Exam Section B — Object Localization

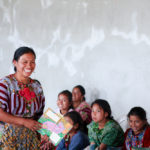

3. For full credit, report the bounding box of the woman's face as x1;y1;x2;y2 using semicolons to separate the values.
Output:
13;53;35;78
57;94;71;111
72;87;83;102
91;104;108;123
128;115;146;135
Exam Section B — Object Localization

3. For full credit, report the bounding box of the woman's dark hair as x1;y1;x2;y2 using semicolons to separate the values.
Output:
73;85;86;101
91;99;113;120
64;111;84;131
13;46;36;72
58;90;73;109
128;107;147;121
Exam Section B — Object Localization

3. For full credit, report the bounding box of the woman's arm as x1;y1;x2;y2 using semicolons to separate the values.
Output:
0;108;41;131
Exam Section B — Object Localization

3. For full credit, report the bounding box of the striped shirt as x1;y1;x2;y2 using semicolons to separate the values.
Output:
0;74;45;119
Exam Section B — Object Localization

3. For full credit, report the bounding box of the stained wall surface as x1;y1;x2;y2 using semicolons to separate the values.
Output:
0;0;150;129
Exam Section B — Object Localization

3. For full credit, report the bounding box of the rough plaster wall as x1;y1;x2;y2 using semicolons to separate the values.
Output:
0;0;150;130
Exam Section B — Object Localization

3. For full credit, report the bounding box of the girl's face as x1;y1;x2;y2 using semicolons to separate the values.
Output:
72;88;83;102
91;104;108;123
129;115;146;135
65;116;74;126
13;53;35;78
65;116;78;133
57;94;71;111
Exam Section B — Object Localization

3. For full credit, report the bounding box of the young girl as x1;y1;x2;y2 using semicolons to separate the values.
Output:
40;90;73;149
124;107;150;150
88;99;124;150
57;90;73;115
56;111;90;150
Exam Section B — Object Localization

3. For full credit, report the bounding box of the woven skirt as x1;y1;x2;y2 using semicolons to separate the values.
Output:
0;123;40;150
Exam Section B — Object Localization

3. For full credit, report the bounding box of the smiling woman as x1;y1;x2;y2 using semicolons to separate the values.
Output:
13;47;36;83
0;47;45;149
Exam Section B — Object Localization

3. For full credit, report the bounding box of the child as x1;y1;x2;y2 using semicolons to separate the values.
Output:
124;107;150;149
56;111;90;150
88;99;124;150
57;90;73;115
40;90;73;149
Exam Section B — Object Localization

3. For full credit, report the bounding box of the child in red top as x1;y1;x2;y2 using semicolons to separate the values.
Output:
124;107;150;150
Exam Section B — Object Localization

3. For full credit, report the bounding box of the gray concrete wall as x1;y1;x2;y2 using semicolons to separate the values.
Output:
0;0;150;129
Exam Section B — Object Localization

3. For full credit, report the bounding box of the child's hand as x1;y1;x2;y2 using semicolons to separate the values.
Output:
40;141;55;150
90;143;97;150
40;135;55;150
41;135;49;143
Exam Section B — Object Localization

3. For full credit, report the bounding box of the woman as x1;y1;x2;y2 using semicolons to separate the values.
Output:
88;99;124;150
72;85;92;134
124;107;150;150
0;46;45;149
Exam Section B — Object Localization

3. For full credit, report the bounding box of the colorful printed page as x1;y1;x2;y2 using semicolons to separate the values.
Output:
38;108;72;146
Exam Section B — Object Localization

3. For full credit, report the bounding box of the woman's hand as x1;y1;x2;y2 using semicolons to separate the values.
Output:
23;118;42;131
0;108;42;131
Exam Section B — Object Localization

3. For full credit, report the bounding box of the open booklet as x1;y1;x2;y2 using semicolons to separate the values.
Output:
38;108;72;146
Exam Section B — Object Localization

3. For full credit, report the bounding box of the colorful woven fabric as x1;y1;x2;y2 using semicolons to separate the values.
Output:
0;74;45;118
88;120;124;148
75;101;92;124
1;124;40;149
125;128;145;149
0;74;45;149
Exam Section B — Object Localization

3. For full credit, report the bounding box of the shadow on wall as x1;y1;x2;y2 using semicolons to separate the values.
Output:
117;116;150;132
116;116;129;132
89;88;101;104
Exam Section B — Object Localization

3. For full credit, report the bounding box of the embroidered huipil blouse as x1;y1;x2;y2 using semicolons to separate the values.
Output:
88;120;124;148
0;74;45;119
75;101;92;124
124;128;147;150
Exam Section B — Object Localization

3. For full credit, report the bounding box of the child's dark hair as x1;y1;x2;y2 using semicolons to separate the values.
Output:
91;99;113;120
73;85;86;101
13;46;36;72
128;107;147;121
64;111;84;131
58;90;73;109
